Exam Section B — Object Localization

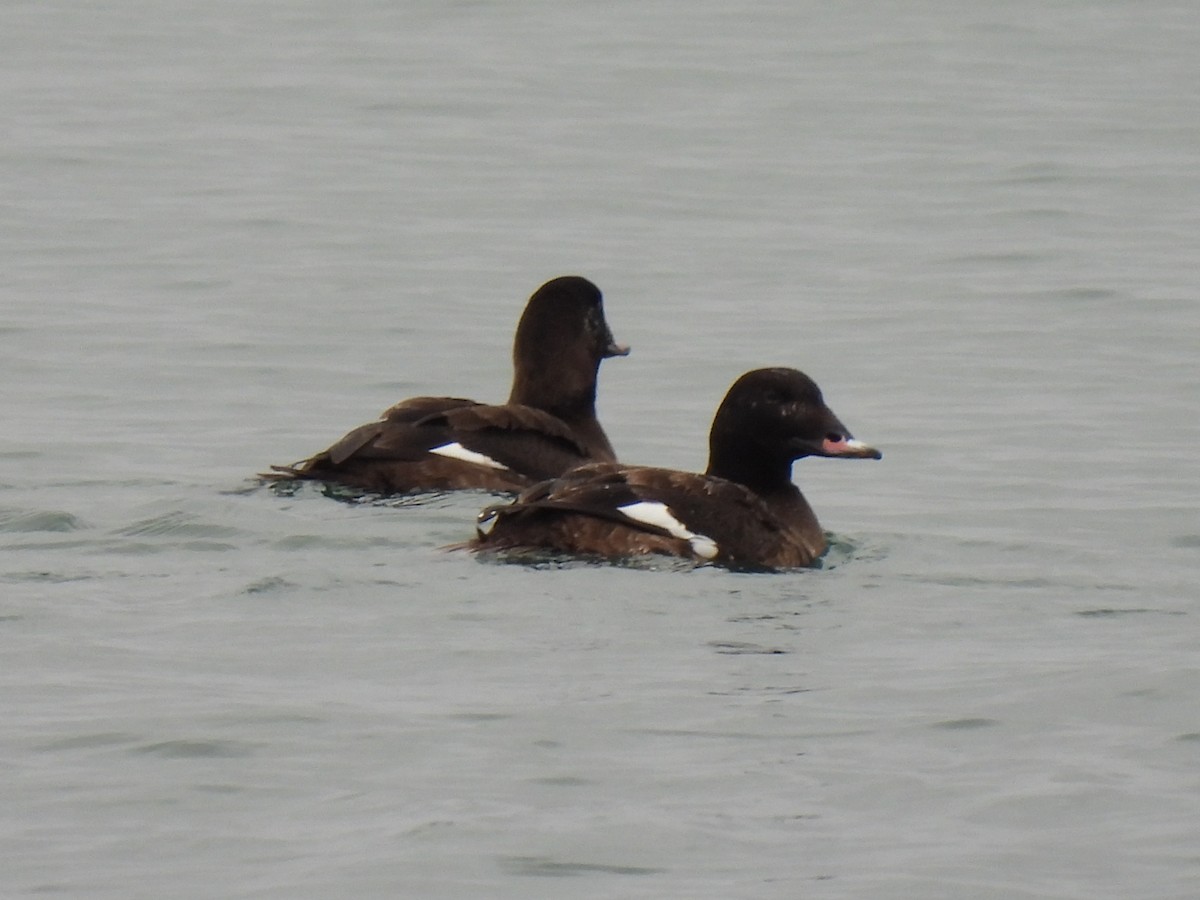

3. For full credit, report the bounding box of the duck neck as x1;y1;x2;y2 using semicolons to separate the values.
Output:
508;360;615;460
507;325;600;409
507;365;597;414
707;448;821;537
706;438;794;496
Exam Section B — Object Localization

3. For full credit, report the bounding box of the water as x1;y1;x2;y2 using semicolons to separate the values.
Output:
4;1;1199;897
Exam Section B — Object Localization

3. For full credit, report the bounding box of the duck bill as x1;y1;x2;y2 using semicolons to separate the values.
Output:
819;434;882;460
603;336;631;358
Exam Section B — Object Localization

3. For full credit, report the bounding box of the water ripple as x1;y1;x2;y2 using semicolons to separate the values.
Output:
114;510;243;539
498;856;663;878
0;507;86;533
132;740;256;759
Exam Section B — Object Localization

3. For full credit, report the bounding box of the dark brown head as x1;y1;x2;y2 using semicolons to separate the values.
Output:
706;367;880;493
507;276;629;416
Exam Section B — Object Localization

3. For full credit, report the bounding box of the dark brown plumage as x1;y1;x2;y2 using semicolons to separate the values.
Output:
472;367;881;571
263;276;627;494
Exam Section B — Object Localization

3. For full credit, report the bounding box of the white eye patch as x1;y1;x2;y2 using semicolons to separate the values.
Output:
616;501;718;560
429;442;509;471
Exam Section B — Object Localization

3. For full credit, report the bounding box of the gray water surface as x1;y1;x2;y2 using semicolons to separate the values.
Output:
4;2;1199;898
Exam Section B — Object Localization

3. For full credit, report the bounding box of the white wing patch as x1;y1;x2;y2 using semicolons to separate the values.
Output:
475;505;501;535
429;442;509;471
616;501;719;560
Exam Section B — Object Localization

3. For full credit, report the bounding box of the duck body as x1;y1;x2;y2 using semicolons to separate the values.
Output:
472;367;880;570
270;396;613;494
474;461;828;569
264;276;627;494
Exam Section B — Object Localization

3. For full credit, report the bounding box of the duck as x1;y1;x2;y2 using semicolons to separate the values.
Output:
471;367;880;570
264;276;628;494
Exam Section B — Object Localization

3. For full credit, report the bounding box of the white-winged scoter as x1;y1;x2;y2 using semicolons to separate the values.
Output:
471;367;879;570
264;276;628;494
